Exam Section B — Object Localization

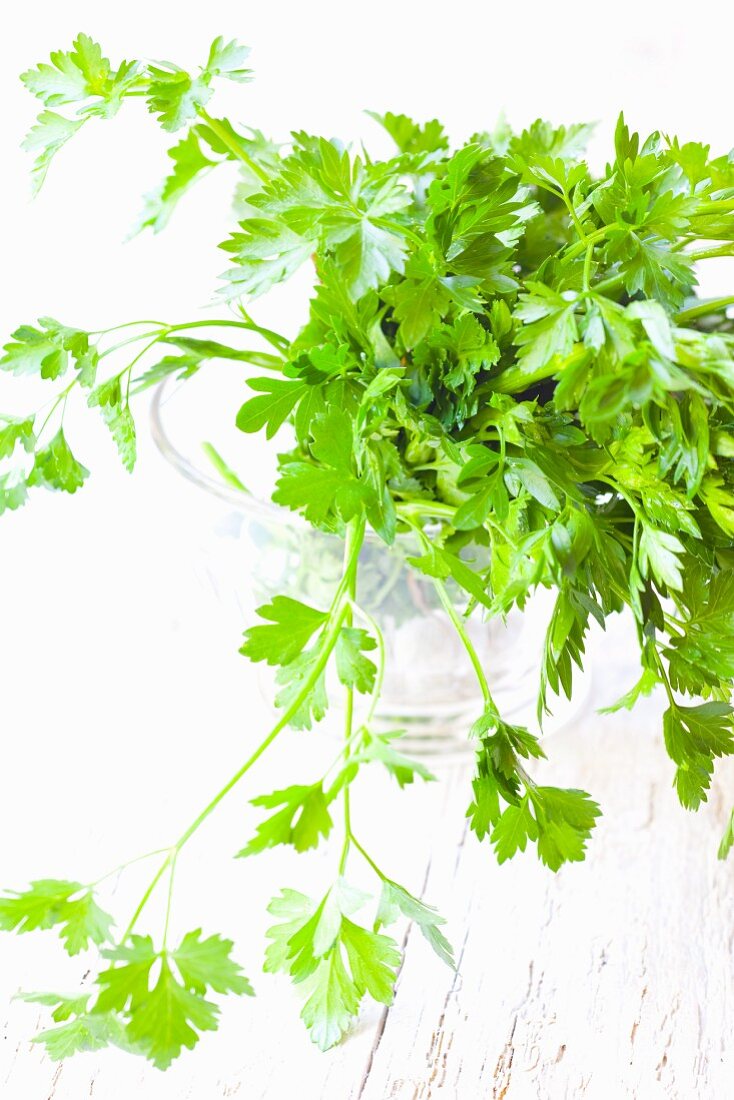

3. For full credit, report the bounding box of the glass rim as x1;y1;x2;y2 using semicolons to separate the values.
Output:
150;375;310;530
150;377;421;545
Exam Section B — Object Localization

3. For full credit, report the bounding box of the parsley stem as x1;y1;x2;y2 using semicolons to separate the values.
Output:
90;320;168;336
99;330;166;359
339;520;364;875
123;336;164;403
675;296;734;324
36;379;79;440
412;526;497;714
201;442;250;493
338;694;354;877
120;854;172;943
349;600;386;726
174;576;358;852
197;109;271;185
89;847;172;888
164;317;288;354
561;190;588;244
432;575;496;713
590;270;626;295
122;516;366;941
173;520;364;846
565;225;615;261
597;475;639;516
689;244;734;261
652;648;676;708
351;834;387;881
162;850;178;950
396;500;456;521
583;241;594;293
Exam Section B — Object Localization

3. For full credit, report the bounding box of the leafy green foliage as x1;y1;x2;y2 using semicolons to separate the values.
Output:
240;596;327;666
1;317;97;383
335;627;377;693
27;430;89;493
349;728;436;787
465;715;601;868
238;782;335;856
663;702;734;809
7;35;734;1072
95;930;251;1069
135;130;216;233
0;416;35;460
375;879;454;966
265;882;400;1049
0;880;112;955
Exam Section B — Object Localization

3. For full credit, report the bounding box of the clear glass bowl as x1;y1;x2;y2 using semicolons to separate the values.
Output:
150;372;587;758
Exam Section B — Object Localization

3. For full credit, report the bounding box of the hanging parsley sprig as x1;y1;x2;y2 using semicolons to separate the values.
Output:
3;31;734;1066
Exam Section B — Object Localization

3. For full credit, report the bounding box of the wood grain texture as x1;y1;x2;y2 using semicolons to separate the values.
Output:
2;620;733;1100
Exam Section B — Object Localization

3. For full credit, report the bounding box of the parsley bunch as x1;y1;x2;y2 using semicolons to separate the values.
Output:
3;32;734;1067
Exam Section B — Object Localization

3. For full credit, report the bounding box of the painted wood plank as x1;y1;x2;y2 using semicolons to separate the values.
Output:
2;617;733;1098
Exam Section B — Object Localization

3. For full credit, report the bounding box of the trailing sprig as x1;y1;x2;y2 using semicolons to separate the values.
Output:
4;30;734;1067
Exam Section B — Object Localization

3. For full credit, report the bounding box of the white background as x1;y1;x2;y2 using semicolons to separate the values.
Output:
2;1;734;1095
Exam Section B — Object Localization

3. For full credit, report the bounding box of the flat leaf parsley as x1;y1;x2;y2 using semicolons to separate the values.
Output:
3;32;734;1065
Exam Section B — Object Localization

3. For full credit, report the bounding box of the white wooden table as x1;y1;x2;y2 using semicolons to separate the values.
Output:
1;460;732;1099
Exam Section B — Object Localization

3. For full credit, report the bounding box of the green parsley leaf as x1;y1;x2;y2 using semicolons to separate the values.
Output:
240;596;327;666
0;416;35;459
27;429;89;493
335;627;377;694
375;879;454;967
21;111;84;193
351;728;435;787
663;702;734;809
170;929;253;996
135;130;216;233
0;880;112;955
238;783;334;856
236;377;307;437
265;882;400;1050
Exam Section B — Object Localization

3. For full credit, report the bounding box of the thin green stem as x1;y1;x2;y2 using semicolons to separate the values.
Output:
36;379;79;440
560;191;588;244
162;851;178;950
338;683;355;877
122;517;366;940
590;270;625;295
235;305;290;353
676;296;734;324
120;854;172;942
371;217;424;250
411;526;497;714
689;244;734;261
338;520;363;875
351;834;388;881
100;319;287;365
396;500;456;522
652;648;676;708
197;109;270;184
123;336;163;402
90;320;168;337
89;847;172;889
174;517;365;853
164;317;288;353
349;600;386;725
99;330;166;360
597;475;639;516
583;241;594;293
565;224;612;261
201;442;250;493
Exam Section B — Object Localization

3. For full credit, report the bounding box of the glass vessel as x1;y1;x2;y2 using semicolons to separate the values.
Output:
150;371;588;758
